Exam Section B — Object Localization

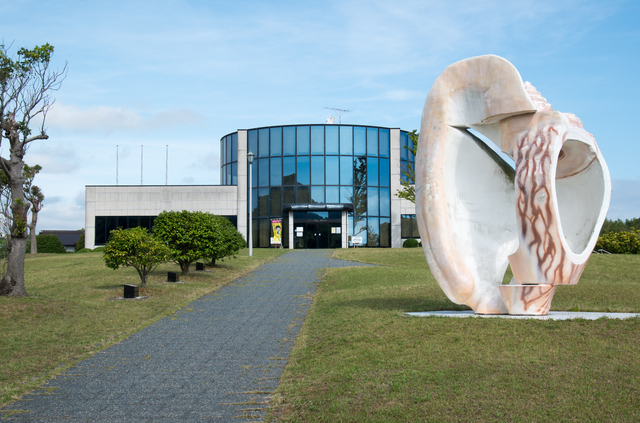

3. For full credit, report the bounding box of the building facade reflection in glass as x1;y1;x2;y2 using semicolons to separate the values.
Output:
221;124;410;248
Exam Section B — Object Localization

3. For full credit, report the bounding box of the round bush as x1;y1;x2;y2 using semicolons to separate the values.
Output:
403;238;419;248
75;232;85;252
27;234;66;254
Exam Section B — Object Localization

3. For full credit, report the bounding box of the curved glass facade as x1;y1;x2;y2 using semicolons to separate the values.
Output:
221;124;410;248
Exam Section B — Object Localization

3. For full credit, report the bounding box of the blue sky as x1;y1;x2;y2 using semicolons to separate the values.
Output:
2;0;639;230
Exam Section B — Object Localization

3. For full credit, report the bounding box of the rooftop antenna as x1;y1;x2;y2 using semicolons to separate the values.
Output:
116;145;119;185
165;145;168;185
141;145;143;185
324;107;351;124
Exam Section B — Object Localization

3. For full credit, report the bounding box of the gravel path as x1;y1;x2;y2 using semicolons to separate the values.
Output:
1;249;374;422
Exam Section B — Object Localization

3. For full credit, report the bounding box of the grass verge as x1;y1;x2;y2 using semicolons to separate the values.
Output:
267;249;640;422
0;248;288;407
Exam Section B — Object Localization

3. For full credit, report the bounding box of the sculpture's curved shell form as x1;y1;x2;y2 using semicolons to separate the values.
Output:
415;55;611;315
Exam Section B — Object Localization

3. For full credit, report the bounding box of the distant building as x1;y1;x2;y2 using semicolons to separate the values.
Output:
39;230;84;252
85;124;418;249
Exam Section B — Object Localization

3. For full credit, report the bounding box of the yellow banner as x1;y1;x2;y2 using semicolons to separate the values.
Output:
272;219;282;244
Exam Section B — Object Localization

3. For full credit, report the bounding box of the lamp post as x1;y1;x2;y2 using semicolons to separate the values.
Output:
247;150;255;257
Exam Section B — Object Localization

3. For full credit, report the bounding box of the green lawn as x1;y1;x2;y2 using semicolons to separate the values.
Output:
0;248;288;406
267;249;640;422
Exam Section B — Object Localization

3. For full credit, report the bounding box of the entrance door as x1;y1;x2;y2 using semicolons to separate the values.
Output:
304;223;330;249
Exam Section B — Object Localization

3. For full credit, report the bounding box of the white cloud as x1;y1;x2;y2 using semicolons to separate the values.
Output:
26;143;81;174
47;103;205;133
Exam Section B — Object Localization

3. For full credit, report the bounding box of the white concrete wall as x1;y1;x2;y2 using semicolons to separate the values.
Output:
390;128;403;248
85;185;238;249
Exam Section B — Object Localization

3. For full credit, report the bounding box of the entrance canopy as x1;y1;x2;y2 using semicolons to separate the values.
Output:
283;203;354;213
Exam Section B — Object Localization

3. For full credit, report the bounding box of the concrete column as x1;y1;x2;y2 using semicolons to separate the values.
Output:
289;210;294;249
390;128;403;248
237;130;248;243
85;187;96;249
341;210;348;248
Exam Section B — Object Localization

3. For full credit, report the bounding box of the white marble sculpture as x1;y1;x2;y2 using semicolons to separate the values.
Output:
415;55;611;315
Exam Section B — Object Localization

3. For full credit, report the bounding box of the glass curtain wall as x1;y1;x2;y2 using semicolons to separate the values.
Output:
222;125;408;248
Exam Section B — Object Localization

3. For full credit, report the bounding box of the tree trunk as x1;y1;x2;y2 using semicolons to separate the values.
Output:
29;212;38;254
0;114;31;297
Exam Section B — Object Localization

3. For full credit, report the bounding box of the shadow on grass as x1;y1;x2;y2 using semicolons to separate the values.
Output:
332;295;472;313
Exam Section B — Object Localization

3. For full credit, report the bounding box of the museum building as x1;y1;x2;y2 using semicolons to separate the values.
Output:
84;124;418;250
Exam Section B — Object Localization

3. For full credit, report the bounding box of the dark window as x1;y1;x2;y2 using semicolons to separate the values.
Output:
401;214;421;238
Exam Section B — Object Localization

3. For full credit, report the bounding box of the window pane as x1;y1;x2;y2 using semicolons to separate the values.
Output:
367;127;378;156
270;157;282;186
379;129;389;158
251;160;257;187
232;162;237;185
259;218;270;247
341;186;353;204
252;188;258;215
354;126;366;156
232;133;238;161
353;156;367;186
297;186;310;203
326;156;339;185
283;126;295;156
380;188;390;217
284;187;295;203
340;126;352;155
297;156;310;185
311;126;324;154
379;158;390;187
226;164;232;186
252;218;258;248
412;215;421;238
353;186;366;216
354;217;367;246
259;158;269;187
311;186;324;204
326;126;339;154
259;128;269;157
311;156;324;185
226;136;232;163
367;187;379;216
326;186;339;203
340;156;353;185
297;126;310;155
270;187;281;216
270;127;282;156
258;188;269;216
283;157;296;185
401;132;408;160
401;161;410;183
401;214;412;238
248;130;258;157
95;216;106;245
367;157;378;187
220;139;225;167
368;217;379;247
380;218;390;247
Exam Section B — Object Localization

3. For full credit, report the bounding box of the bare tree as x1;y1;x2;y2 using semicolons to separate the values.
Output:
24;164;44;254
0;43;66;297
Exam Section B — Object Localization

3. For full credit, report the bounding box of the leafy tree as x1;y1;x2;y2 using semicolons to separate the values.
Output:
599;218;640;236
23;164;44;254
395;130;418;204
0;43;66;297
204;215;245;266
153;210;211;275
103;227;170;287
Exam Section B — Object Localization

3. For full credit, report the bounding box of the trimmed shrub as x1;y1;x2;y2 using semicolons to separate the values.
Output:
26;234;67;254
403;238;419;248
75;232;85;252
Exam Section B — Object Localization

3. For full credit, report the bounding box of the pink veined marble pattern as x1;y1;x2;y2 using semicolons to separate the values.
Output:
415;55;611;315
